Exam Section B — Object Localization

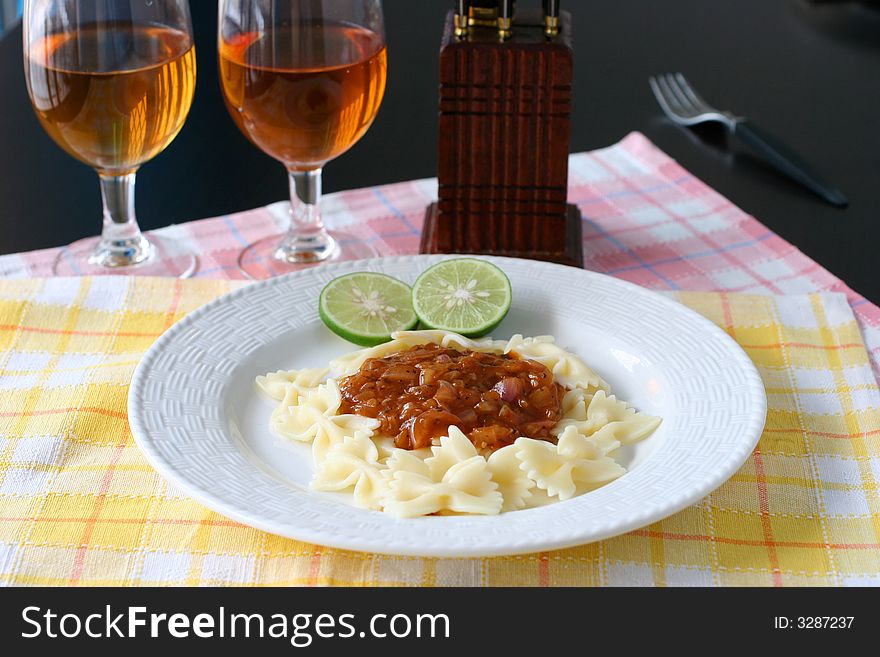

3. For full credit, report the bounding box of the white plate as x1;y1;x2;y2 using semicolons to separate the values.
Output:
128;255;766;557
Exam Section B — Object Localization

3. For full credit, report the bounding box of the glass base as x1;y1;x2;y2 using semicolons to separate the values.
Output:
238;230;379;280
53;233;198;278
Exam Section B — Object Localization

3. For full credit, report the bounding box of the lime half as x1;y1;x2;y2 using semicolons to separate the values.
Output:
319;272;418;346
411;259;512;337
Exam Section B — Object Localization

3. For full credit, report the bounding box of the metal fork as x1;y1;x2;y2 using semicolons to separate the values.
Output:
649;73;848;208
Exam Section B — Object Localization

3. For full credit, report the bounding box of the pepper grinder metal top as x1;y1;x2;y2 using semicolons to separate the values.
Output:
454;1;561;41
543;0;560;37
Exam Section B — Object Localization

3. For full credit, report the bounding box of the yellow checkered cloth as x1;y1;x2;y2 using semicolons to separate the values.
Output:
1;277;879;586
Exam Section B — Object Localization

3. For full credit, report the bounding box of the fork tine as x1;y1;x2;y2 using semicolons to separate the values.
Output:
649;76;682;120
662;73;699;115
673;73;714;113
654;74;689;117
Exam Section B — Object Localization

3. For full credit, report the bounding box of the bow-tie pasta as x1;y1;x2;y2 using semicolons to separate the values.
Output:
558;388;592;424
311;432;388;510
330;329;506;376
555;389;661;449
515;429;626;500
504;335;609;391
255;367;329;401
270;380;380;461
257;329;662;517
487;444;535;512
384;427;502;517
394;329;507;354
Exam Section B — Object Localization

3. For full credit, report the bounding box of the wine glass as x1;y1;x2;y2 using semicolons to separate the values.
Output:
23;0;198;277
218;0;387;279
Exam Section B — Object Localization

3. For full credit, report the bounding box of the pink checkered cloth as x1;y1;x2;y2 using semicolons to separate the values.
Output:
2;132;878;379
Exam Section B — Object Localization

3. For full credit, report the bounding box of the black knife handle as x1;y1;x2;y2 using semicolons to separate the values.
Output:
732;120;848;207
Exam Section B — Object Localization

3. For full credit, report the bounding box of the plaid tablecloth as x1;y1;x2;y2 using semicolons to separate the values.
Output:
1;133;878;586
1;279;878;586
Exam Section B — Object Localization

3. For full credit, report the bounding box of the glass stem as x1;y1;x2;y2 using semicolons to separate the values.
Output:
91;172;151;268
274;168;337;264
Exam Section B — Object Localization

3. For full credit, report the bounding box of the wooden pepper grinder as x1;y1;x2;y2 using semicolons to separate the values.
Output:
420;0;582;267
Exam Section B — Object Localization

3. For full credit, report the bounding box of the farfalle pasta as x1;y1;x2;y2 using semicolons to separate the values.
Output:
486;444;535;512
515;427;626;500
256;367;330;401
258;330;661;517
503;335;609;391
312;433;387;510
329;330;507;376
384;427;502;517
269;380;380;462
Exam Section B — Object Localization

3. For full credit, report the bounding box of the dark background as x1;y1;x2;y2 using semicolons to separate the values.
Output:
0;586;873;652
1;1;878;301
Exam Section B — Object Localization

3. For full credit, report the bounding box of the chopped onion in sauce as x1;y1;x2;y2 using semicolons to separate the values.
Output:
338;343;565;451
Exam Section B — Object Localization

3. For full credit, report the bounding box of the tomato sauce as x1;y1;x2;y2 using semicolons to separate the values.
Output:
338;343;565;450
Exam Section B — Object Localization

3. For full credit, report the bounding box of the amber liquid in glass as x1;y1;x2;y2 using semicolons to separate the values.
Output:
25;25;196;173
219;22;387;170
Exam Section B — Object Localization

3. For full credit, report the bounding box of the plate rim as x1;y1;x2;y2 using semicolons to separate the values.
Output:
128;254;767;557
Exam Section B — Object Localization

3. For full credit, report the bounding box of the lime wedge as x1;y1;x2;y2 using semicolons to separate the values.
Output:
411;259;512;337
319;272;418;346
